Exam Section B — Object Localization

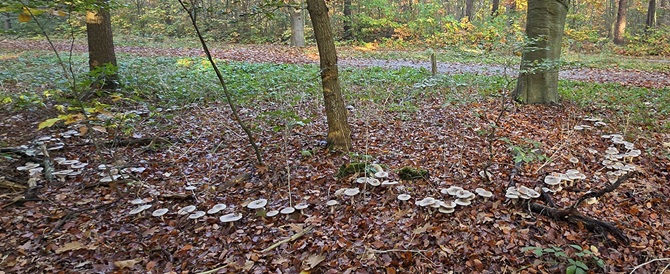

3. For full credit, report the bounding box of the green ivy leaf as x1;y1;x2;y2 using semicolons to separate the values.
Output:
566;265;576;274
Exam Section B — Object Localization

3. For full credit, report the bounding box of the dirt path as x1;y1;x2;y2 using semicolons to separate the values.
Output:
2;39;668;88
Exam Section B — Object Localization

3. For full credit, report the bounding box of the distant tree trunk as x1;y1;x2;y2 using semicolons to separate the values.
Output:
306;0;352;151
343;0;352;40
86;1;117;89
492;0;500;16
514;0;569;104
3;13;11;30
289;4;305;46
646;0;656;30
466;0;474;21
613;0;628;45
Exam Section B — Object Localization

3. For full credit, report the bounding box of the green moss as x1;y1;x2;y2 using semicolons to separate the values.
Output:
398;166;429;180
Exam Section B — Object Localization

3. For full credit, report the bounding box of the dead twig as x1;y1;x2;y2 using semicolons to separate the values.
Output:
261;225;314;253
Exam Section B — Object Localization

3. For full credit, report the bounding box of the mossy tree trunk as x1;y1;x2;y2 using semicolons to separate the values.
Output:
513;0;569;104
306;0;352;151
86;1;117;89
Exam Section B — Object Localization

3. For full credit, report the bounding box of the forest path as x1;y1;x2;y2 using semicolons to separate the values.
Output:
2;39;668;89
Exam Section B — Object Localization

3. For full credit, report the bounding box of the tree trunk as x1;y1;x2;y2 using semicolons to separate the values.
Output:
86;1;118;89
513;0;569;105
646;0;656;30
4;13;11;30
613;0;628;45
343;0;352;40
466;0;474;21
289;4;305;47
306;0;352;152
492;0;500;16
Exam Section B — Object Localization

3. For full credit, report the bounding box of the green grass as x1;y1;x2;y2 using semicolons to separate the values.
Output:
1;49;668;133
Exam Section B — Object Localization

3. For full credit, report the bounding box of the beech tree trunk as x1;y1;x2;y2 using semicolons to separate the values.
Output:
289;4;305;47
466;0;474;21
646;0;656;30
514;0;569;104
343;0;353;40
613;0;628;45
86;1;118;89
3;13;11;30
306;0;352;151
492;0;500;16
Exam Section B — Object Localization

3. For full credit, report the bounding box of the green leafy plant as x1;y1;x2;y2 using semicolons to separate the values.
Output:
522;245;605;274
501;137;550;164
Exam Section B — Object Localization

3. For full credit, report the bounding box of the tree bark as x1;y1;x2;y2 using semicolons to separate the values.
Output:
613;0;628;45
646;0;656;31
4;13;11;30
289;4;305;47
306;0;352;152
466;0;474;21
491;0;500;16
86;1;118;89
513;0;569;104
343;0;353;40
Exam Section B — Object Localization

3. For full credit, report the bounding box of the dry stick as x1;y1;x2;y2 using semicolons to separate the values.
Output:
571;171;635;209
261;225;314;253
177;0;263;166
628;258;670;274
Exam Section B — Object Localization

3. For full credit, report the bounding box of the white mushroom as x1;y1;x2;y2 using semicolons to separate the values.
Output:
326;200;339;213
455;199;471;206
445;186;463;196
130;198;147;205
280;207;295;215
129;204;152;215
177;205;197;215
416;197;436;207
374;171;389;179
266;210;279;217
207;204;227;214
294;203;309;213
343;188;360;196
247;198;268;209
188;211;206;219
152;208;169;217
397;194;411;201
219;213;243;223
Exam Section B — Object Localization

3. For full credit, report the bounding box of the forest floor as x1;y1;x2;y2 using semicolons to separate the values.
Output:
0;40;669;273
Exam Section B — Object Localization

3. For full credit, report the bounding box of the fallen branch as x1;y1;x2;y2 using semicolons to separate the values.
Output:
261;225;314;253
0;176;27;190
628;257;670;273
571;172;634;209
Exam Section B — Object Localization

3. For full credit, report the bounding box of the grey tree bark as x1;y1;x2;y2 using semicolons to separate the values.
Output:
513;0;569;104
646;0;656;30
306;0;352;151
289;3;305;47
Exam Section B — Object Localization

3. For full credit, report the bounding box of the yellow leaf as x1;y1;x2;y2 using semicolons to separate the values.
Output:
111;94;123;102
38;117;62;129
55;105;65;112
18;12;31;22
64;113;85;125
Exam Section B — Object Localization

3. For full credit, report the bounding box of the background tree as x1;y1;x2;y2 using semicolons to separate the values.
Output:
288;1;305;46
86;0;118;89
613;0;628;44
514;0;569;104
646;0;656;30
306;0;352;151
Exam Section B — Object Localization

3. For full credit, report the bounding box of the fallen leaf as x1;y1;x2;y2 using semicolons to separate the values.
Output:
114;258;141;269
302;254;325;270
55;241;86;254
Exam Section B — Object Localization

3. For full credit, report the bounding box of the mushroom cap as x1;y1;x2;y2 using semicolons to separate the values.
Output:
381;180;399;186
207;204;227;214
130;198;147;205
367;178;381;186
247;198;268;209
266;210;279;217
416;197;436;207
455;190;474;200
565;169;581;176
445;186;463;196
188;211;206;219
397;194;411;201
605;147;619;155
71;163;88;169
184;185;197;191
586;197;598;205
477;190;493;198
219;212;243;222
544;175;562;186
294;203;309;210
441;200;457;209
374;171;389;179
129;204;152;215
343;188;360;196
438;207;455;214
568;157;579;164
326;200;339;206
152;208;169;217
455;199;471;206
280;207;295;214
355;177;370;184
177;205;197;215
505;193;519;199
